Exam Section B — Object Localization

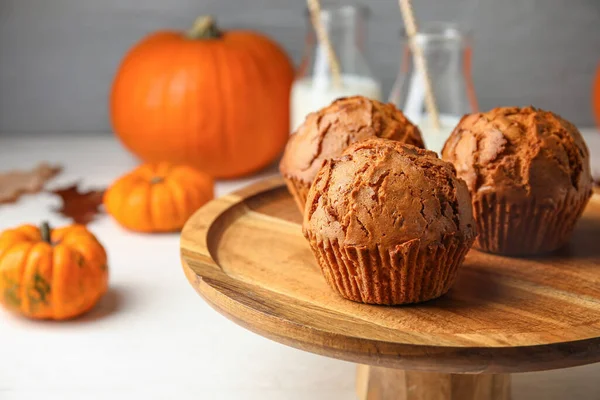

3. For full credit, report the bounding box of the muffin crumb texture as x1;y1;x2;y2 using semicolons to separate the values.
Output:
304;140;475;249
303;139;477;305
442;106;593;255
280;96;424;185
442;106;592;201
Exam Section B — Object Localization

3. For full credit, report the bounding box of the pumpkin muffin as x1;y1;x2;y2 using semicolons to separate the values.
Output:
442;106;593;256
303;138;476;305
279;96;424;214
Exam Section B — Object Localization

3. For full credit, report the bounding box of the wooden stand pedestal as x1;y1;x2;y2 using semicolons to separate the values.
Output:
181;178;600;400
356;365;510;400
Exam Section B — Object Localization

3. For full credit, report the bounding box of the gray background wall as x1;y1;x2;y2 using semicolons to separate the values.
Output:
1;0;599;135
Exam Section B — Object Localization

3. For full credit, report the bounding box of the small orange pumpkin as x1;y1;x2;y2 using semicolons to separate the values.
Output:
104;162;214;233
110;16;295;178
0;222;108;320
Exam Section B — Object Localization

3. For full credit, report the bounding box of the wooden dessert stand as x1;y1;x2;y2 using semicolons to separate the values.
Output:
181;177;600;400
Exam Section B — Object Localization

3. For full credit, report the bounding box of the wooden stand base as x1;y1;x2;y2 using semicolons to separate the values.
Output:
356;365;511;400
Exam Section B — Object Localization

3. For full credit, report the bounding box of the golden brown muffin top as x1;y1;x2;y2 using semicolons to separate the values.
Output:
279;96;424;184
441;106;592;202
303;138;476;249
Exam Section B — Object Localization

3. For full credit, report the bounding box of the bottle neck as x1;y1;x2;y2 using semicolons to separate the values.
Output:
401;23;472;57
301;5;374;83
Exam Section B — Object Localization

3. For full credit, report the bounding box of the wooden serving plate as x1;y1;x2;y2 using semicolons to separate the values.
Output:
181;177;600;400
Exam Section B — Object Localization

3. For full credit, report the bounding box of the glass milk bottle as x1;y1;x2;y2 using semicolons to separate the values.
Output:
290;4;382;133
389;23;478;154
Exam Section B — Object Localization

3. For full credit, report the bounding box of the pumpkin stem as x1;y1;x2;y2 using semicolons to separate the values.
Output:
186;15;221;39
150;176;164;184
40;221;52;244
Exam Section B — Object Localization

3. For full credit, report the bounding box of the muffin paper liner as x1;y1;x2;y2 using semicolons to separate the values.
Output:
283;175;311;215
305;233;474;305
472;190;591;256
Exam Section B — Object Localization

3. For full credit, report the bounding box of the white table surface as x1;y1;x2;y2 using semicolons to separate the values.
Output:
0;131;599;400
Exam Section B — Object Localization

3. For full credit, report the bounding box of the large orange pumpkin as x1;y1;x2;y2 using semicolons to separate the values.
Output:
111;16;295;179
594;64;600;129
0;222;108;320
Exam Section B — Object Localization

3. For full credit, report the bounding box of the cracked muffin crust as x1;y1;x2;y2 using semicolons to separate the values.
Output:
279;96;424;214
303;138;476;305
442;106;593;255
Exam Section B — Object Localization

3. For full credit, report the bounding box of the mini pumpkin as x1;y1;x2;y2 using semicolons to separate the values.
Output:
0;222;108;320
104;162;214;233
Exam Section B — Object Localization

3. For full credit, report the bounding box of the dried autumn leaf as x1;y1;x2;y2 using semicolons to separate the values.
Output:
0;163;62;204
50;183;106;225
